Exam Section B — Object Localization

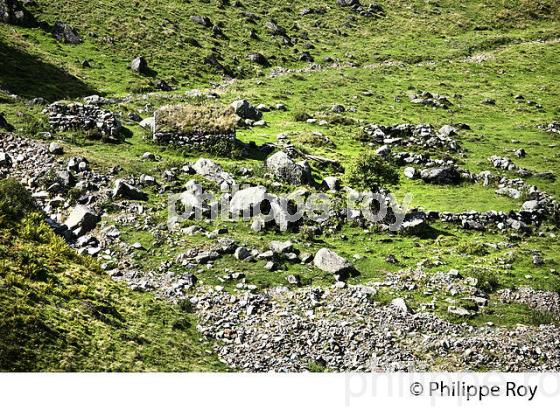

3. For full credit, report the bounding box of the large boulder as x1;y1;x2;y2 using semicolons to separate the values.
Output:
313;248;356;281
64;205;99;235
400;218;429;236
190;15;212;27
0;0;37;27
230;99;262;121
266;151;314;185
230;186;269;217
112;179;148;201
131;56;149;75
247;53;269;66
269;240;294;254
420;167;461;184
192;158;235;187
52;21;82;44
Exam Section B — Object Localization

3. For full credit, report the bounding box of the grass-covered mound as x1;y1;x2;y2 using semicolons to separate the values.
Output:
0;179;225;371
155;103;237;134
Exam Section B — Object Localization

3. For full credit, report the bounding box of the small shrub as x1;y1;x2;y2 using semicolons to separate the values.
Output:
300;225;316;242
346;153;399;192
457;241;489;256
529;309;557;326
293;110;311;122
0;179;35;224
467;268;500;293
178;299;195;313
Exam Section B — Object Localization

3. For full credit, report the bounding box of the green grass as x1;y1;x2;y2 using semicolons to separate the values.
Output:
1;0;560;370
0;213;225;371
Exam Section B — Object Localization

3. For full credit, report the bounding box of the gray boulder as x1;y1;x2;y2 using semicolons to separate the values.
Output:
266;151;313;185
192;158;234;187
52;21;82;44
48;142;64;155
230;99;262;121
64;205;99;235
112;179;148;201
322;176;341;191
234;246;251;260
313;248;356;281
191;15;212;27
269;240;293;254
400;218;428;236
404;166;416;179
230;185;268;217
248;53;269;66
391;298;411;314
0;0;37;27
131;56;149;75
420;167;461;184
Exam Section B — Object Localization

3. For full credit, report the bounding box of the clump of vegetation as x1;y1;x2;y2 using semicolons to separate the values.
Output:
529;309;558;326
346;153;399;192
155;103;237;134
457;241;490;256
496;0;560;25
466;268;500;293
0;179;35;225
0;212;225;371
293;110;311;122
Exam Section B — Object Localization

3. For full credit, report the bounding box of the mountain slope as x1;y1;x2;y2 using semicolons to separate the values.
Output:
0;180;224;371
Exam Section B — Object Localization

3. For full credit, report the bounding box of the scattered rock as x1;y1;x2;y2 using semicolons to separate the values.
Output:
191;15;212;27
230;99;262;121
112;179;148;201
64;205;99;235
48;142;63;155
420;167;461;185
0;0;37;27
52;21;82;44
269;240;294;254
131;56;149;75
391;298;410;314
248;53;269;66
313;248;356;281
266;151;313;185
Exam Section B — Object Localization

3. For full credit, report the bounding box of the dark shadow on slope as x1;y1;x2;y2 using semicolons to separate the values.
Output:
0;40;96;101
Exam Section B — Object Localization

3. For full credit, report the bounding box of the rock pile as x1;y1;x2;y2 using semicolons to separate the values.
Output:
362;123;460;152
0;133;112;244
538;122;560;135
410;91;452;109
489;155;532;177
0;0;37;27
337;0;385;18
44;102;123;142
193;285;560;371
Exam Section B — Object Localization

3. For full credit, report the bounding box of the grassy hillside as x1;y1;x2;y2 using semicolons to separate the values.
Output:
0;180;225;371
1;0;559;97
1;0;560;370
